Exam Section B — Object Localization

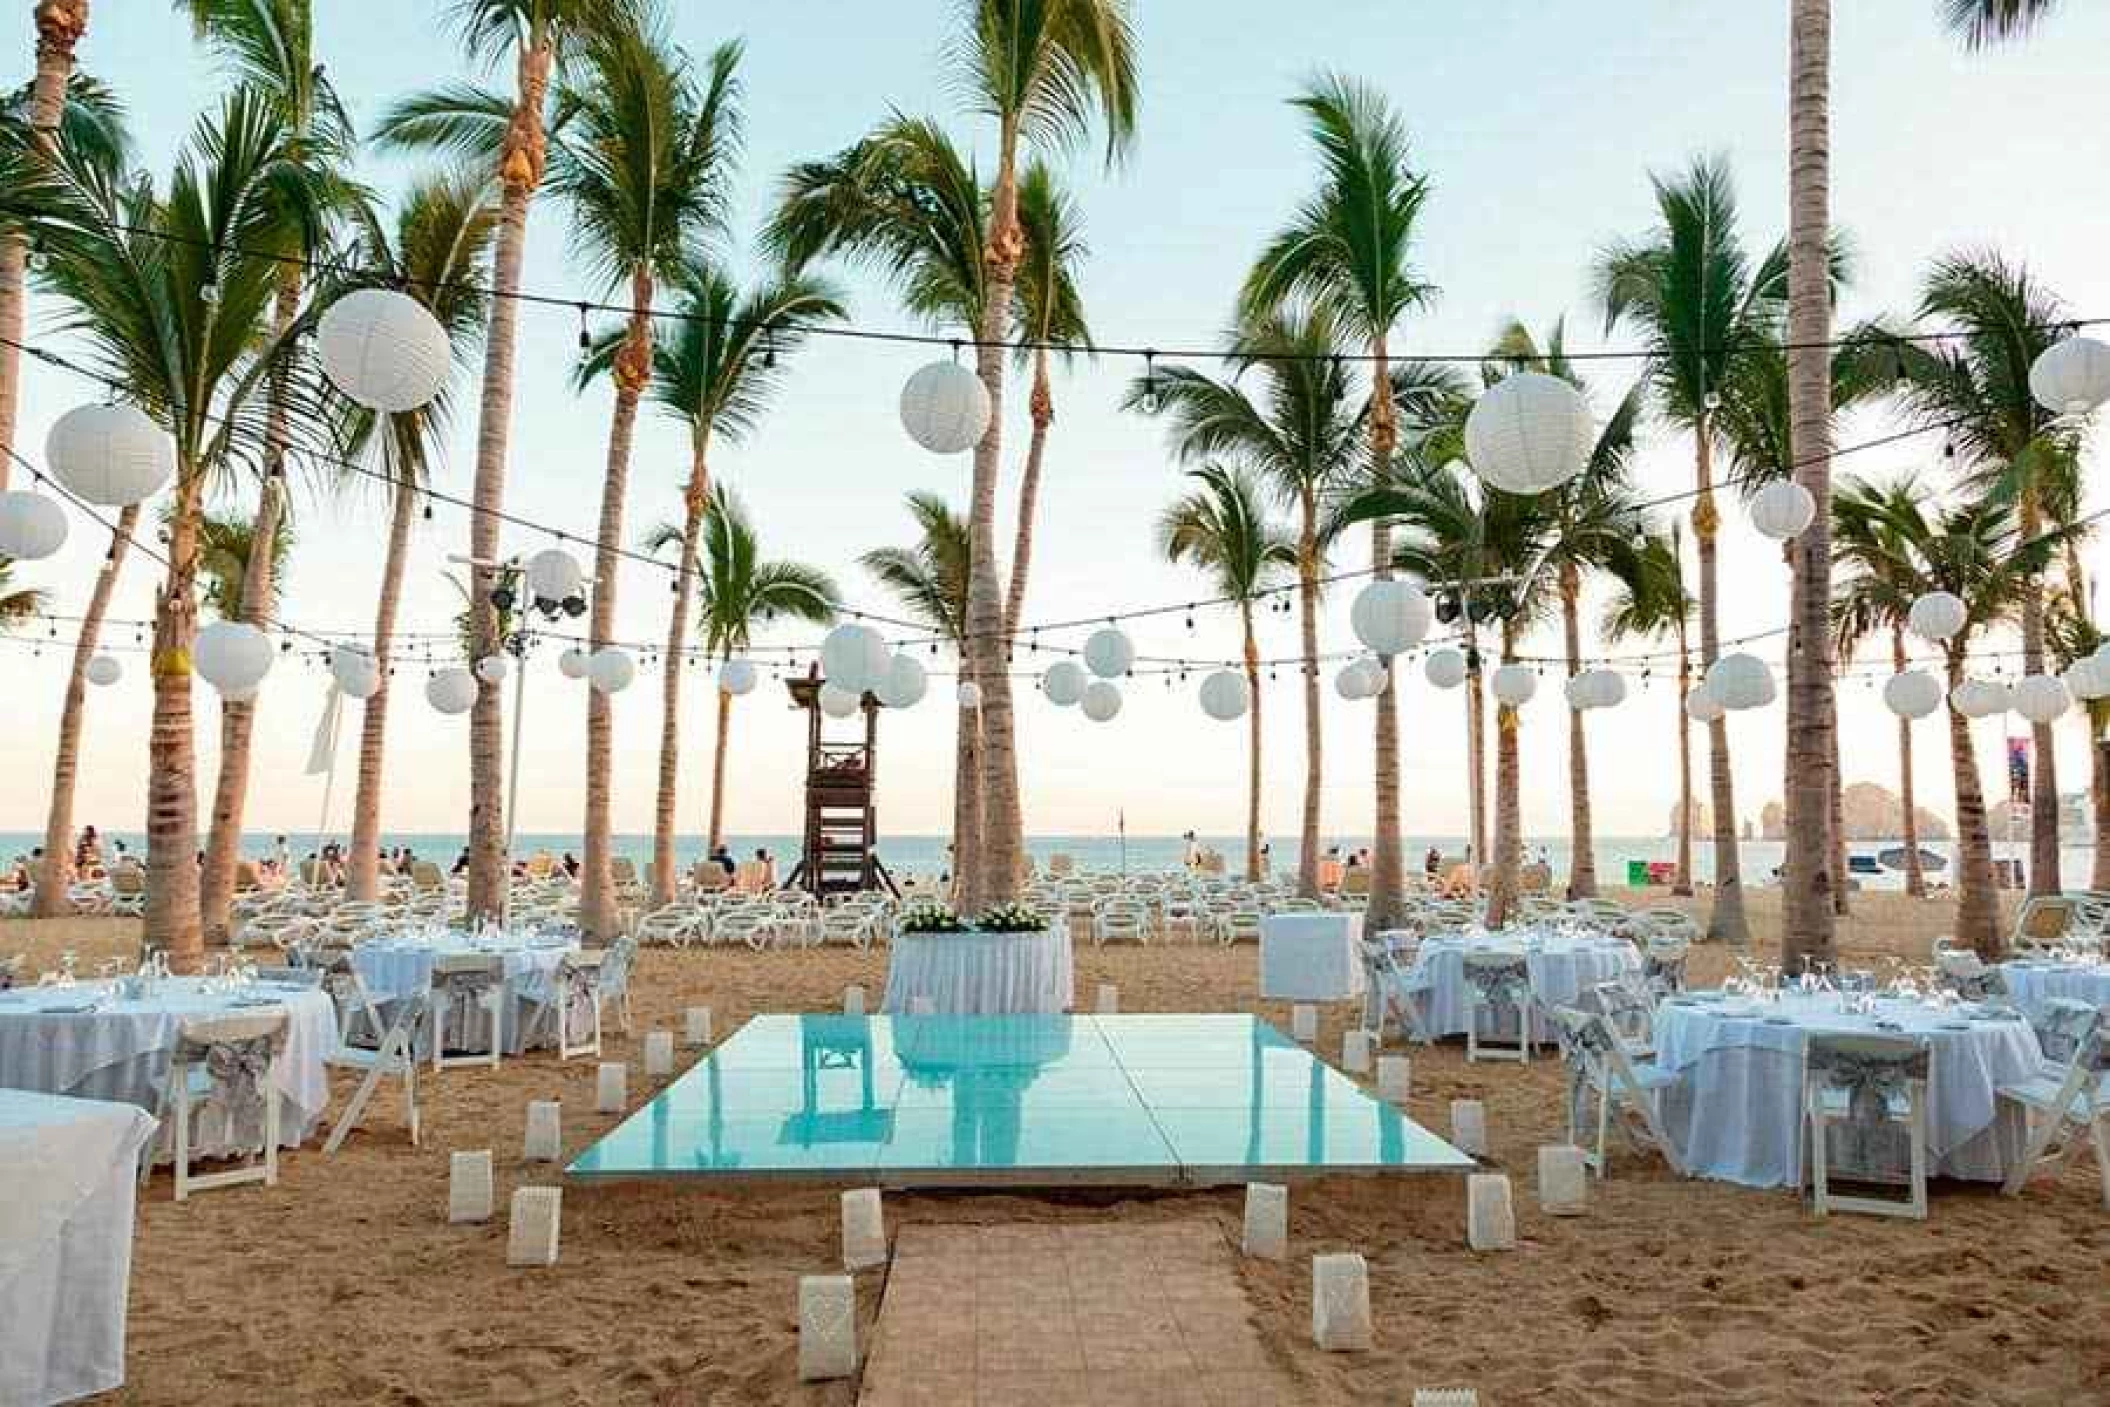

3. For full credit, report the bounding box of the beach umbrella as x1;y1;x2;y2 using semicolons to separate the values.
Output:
1042;659;1087;707
717;658;758;696
1082;627;1134;679
194;621;273;695
1749;480;1816;541
45;402;172;507
955;681;983;710
1949;677;2009;719
557;647;590;680
1907;591;1966;642
1350;579;1431;658
818;682;861;718
1080;680;1122;722
2010;673;2070;724
586;647;636;695
425;667;477;715
1490;663;1536;707
1463;371;1594;494
1882;670;1943;720
2028;335;2110;416
874;652;928;709
1423;647;1468;690
524;547;584;607
820;623;889;694
474;654;511;685
317;287;451;413
1684;681;1725;722
85;653;121;687
1706;653;1775;710
0;489;66;561
1198;669;1250;721
899;360;991;454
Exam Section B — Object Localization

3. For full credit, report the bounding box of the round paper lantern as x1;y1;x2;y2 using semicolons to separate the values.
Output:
84;653;121;687
474;654;511;685
1043;659;1087;707
717;658;758;696
2011;673;2070;724
1350;579;1433;657
329;645;380;700
2066;655;2108;702
524;547;584;606
425;667;477;715
1563;667;1625;711
557;647;590;680
0;489;67;561
586;647;635;695
1684;682;1725;723
874;652;928;709
193;620;272;694
316;287;451;413
1706;652;1776;710
819;682;861;718
1463;370;1595;495
1424;647;1468;690
1080;680;1122;722
1490;662;1537;707
955;680;983;710
1749;480;1816;541
1950;677;2008;719
1334;658;1384;701
1082;627;1134;679
1198;669;1250;722
1908;591;1967;642
820;623;890;694
45;402;172;507
1882;670;1943;721
899;359;991;454
2028;335;2110;417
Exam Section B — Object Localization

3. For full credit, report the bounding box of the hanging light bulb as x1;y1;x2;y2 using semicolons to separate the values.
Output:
1142;349;1159;413
576;302;591;352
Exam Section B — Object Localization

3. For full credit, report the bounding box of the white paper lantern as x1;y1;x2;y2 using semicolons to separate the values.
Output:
84;653;122;687
1042;659;1087;707
717;658;758;696
1684;682;1725;723
898;360;991;454
820;623;889;695
2028;335;2110;417
1882;670;1943;721
955;680;982;710
329;645;380;700
1749;480;1816;541
1908;591;1967;642
1564;667;1625;711
2010;673;2070;724
1424;647;1468;690
1198;668;1251;721
1082;627;1134;679
586;647;635;695
1490;663;1537;707
316;287;451;413
1706;652;1776;710
1334;658;1382;701
193;620;273;695
1950;677;2009;719
557;647;590;680
1080;680;1122;722
0;490;67;561
873;652;928;709
1350;579;1433;657
524;547;584;605
818;682;861;719
475;654;511;685
1463;371;1595;495
425;667;477;715
2066;655;2108;702
45;402;173;507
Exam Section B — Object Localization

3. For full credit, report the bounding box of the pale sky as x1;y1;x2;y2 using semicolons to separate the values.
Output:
4;0;2108;841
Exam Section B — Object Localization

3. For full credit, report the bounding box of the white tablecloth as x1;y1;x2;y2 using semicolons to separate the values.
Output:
0;978;336;1152
2000;959;2110;1017
1653;992;2043;1188
1404;927;1640;1040
0;1088;157;1406
1259;914;1366;1001
882;929;1073;1014
353;931;577;1055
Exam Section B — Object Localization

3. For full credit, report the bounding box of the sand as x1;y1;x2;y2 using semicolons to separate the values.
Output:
5;889;2106;1405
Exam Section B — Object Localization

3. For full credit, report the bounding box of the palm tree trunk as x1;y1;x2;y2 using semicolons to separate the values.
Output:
650;434;711;908
579;271;652;941
951;693;982;909
1892;628;1926;899
2018;492;2060;895
1559;561;1596;899
707;649;734;852
1295;489;1322;898
465;34;553;926
1946;654;1999;958
1004;349;1054;634
1674;626;1695;896
1693;421;1748;942
2092;732;2110;890
1829;722;1850;917
1466;642;1487;867
0;0;87;493
1486;626;1523;926
1367;337;1404;931
33;506;134;917
146;470;206;967
345;481;417;901
1241;601;1263;882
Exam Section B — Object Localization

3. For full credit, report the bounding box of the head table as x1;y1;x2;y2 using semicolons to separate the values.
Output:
882;928;1074;1015
352;927;579;1055
1404;927;1642;1041
1653;990;2043;1189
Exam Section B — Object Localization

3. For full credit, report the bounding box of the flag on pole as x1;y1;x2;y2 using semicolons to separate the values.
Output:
2006;735;2030;807
306;682;344;777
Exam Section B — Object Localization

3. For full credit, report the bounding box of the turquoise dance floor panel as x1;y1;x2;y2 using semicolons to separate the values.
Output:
568;1014;1474;1188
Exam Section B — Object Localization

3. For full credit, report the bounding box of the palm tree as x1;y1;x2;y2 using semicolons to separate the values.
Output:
665;487;836;851
375;0;637;926
1602;531;1695;895
0;560;43;623
944;0;1138;906
592;258;843;906
1005;160;1091;634
556;21;742;939
341;170;501;902
1126;308;1367;897
2045;602;2110;889
1242;72;1435;931
1159;466;1293;880
862;492;972;899
1941;1;2061;46
1833;475;2056;957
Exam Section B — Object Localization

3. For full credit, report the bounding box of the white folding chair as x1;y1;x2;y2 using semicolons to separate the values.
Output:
325;988;430;1154
1462;951;1533;1064
1550;1006;1683;1179
429;952;506;1072
147;1010;289;1200
1803;1032;1933;1220
524;951;607;1061
1998;1000;2108;1206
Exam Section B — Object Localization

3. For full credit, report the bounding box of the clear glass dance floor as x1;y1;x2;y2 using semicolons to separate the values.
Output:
568;1014;1475;1188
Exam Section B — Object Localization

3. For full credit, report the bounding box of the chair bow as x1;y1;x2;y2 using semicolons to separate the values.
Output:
193;1033;281;1134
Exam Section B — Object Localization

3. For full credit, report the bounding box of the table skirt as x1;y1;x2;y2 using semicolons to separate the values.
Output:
882;930;1074;1015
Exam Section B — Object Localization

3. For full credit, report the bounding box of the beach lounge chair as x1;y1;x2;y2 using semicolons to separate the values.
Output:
147;1010;290;1201
1803;1032;1932;1220
109;863;147;917
1998;1000;2107;1205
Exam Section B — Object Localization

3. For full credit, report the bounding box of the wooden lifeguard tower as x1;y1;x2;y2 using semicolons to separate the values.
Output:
785;667;894;897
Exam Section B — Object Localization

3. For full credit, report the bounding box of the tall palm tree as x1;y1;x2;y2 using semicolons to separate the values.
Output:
862;492;972;898
341;170;501;901
1833;475;2056;957
591;258;843;905
1242;72;1435;931
944;0;1138;906
1126;308;1366;897
1159;466;1293;880
556;21;742;939
664;487;836;851
1941;0;2061;46
1602;531;1695;895
375;0;637;925
1005;160;1091;634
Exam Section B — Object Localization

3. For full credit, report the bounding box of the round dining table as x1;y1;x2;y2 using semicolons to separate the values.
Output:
1999;958;2110;1018
352;927;578;1055
1406;926;1642;1041
882;928;1074;1015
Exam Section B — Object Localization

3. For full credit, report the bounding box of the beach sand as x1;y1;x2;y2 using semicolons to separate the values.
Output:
5;889;2106;1405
